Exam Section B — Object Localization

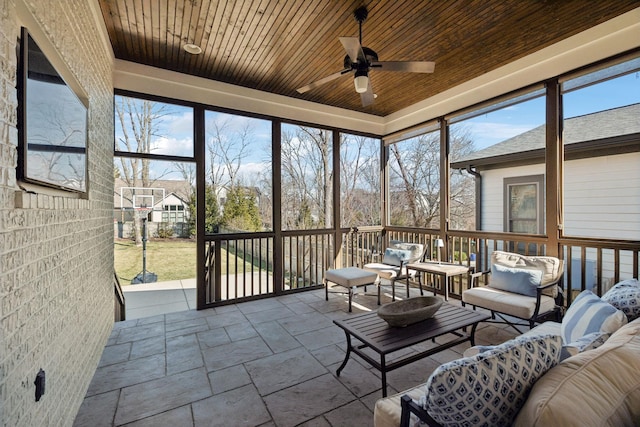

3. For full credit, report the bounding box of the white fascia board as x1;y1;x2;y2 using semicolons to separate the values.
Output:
384;7;640;135
114;60;385;135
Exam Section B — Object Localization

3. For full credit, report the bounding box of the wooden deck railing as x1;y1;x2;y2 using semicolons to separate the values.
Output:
200;228;639;310
114;272;126;321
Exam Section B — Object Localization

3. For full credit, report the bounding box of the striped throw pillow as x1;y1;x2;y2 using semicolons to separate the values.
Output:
561;290;627;344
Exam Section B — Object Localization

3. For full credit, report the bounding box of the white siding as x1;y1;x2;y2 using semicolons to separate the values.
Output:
564;153;640;240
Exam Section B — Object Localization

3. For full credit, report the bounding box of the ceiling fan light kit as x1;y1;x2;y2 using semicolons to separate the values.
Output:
354;70;369;93
296;6;435;106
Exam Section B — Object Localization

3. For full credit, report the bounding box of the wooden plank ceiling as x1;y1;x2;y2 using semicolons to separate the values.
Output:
98;0;638;117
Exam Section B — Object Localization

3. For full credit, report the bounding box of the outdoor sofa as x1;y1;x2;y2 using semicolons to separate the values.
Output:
373;278;640;427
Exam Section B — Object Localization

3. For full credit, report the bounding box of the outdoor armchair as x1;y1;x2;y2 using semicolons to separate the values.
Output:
362;241;426;301
461;250;564;333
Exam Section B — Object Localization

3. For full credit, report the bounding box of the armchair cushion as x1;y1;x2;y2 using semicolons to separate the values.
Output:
462;286;557;320
488;264;543;297
381;248;412;267
602;278;640;322
424;333;562;426
491;251;562;298
561;290;627;344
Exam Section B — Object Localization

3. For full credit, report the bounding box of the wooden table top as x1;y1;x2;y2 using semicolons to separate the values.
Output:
333;303;490;354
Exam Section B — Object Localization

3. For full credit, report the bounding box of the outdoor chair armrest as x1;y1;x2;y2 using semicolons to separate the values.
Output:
537;281;559;291
469;270;490;287
400;395;442;427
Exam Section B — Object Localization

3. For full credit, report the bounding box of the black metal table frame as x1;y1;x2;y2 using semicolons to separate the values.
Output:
334;306;488;397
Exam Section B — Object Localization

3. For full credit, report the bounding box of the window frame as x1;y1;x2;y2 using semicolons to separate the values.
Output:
503;175;544;235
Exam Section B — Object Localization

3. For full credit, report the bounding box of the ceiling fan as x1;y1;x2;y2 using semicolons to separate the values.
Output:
296;6;435;107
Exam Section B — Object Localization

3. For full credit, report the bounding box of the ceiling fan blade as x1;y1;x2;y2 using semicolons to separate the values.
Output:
297;68;351;94
339;37;365;63
360;80;375;107
372;61;435;73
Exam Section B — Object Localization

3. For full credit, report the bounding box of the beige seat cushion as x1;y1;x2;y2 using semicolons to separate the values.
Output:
362;262;401;280
462;286;556;320
514;317;640;427
324;267;378;287
373;384;424;427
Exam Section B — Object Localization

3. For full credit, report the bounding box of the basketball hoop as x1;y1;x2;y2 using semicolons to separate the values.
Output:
134;207;152;220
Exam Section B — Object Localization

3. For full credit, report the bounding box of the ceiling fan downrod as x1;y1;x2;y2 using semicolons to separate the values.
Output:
354;6;368;45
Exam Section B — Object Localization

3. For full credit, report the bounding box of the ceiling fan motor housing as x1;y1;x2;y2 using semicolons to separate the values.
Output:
343;47;378;69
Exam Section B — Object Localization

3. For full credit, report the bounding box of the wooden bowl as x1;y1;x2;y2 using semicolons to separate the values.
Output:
377;296;443;327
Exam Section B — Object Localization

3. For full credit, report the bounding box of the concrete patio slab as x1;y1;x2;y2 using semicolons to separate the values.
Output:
75;286;518;426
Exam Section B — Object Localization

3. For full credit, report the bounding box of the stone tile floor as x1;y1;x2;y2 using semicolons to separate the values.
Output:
74;287;517;426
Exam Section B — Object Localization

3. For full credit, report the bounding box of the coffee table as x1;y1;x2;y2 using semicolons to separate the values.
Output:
406;262;470;301
333;302;490;396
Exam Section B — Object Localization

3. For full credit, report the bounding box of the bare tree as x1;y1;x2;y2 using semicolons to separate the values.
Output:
389;132;440;227
449;126;476;230
115;96;172;244
205;114;272;233
205;115;254;199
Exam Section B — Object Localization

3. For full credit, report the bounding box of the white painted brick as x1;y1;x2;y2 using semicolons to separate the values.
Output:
1;1;115;426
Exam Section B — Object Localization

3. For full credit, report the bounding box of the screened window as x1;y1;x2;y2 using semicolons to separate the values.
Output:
387;124;440;228
281;124;333;230
448;89;545;232
114;96;194;157
561;55;640;240
340;133;381;227
204;111;272;234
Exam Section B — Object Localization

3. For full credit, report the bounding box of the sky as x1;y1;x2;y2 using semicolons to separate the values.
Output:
114;65;640;179
462;71;640;150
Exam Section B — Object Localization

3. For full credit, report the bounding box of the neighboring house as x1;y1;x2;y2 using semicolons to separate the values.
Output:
151;192;189;224
113;179;192;238
451;103;640;289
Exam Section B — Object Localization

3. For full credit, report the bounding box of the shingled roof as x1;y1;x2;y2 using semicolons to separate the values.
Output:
451;103;640;170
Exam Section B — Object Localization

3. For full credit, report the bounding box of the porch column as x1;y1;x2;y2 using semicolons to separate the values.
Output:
545;79;563;258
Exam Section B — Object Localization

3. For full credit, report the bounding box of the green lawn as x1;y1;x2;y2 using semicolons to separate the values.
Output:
115;239;197;284
114;238;264;285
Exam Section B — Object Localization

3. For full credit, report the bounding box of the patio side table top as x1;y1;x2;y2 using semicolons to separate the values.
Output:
406;262;470;276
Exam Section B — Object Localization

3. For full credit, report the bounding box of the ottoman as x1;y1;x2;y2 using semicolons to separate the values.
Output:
325;267;380;312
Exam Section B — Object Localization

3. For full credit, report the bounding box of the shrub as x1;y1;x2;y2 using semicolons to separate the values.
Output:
157;222;175;238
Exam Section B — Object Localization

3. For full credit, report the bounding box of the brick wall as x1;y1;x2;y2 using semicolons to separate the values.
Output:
0;1;114;426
